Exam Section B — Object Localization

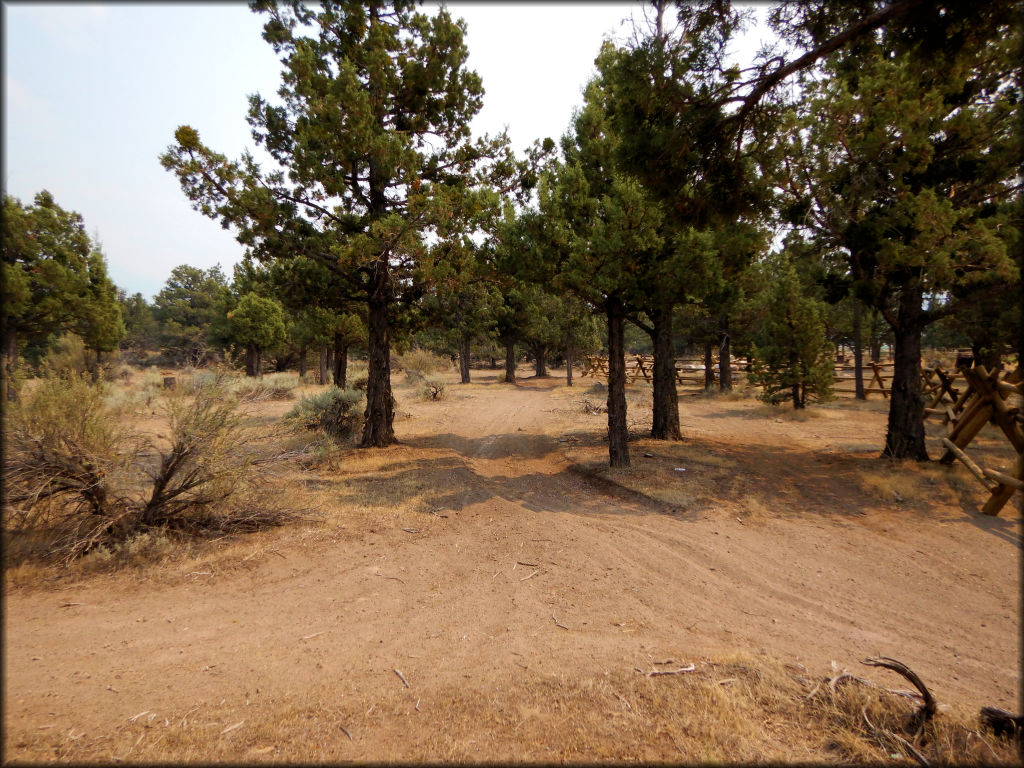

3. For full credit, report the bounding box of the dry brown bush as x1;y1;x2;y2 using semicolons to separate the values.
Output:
2;372;307;565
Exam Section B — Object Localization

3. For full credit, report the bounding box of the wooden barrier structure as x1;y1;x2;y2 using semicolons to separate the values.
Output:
938;364;1023;516
580;354;748;389
922;365;962;418
832;361;893;398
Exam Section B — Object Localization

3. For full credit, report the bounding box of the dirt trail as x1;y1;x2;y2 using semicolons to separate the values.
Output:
4;371;1021;761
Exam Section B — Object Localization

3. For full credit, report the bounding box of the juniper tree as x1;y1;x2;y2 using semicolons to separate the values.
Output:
2;191;123;397
161;0;516;447
152;265;230;367
746;253;835;409
774;3;1021;459
226;293;287;377
592;3;773;437
420;235;502;384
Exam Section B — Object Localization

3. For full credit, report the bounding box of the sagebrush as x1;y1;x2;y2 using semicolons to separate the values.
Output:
2;372;304;564
286;386;365;441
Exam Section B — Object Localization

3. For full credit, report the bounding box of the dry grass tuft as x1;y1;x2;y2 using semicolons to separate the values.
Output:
804;665;1019;764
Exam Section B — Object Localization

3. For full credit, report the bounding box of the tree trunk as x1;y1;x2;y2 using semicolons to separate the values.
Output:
490;356;497;369
88;349;102;382
564;335;574;387
319;343;330;386
504;341;516;384
790;349;803;409
458;334;471;384
606;297;630;468
883;284;928;461
333;332;348;389
853;299;866;400
871;338;882;364
2;325;16;401
533;345;548;378
298;346;307;379
245;343;258;377
361;289;395;447
718;317;732;391
703;339;715;390
650;304;681;440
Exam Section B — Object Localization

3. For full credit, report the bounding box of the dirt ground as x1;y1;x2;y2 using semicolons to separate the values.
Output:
4;366;1021;762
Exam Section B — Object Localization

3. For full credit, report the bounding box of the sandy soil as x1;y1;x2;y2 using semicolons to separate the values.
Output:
4;368;1021;762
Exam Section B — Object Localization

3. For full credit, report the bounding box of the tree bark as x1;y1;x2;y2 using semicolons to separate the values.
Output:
533;345;548;378
361;288;395;447
458;334;471;384
245;343;258;377
703;339;716;390
883;284;929;460
650;304;681;440
298;346;307;379
718;317;732;391
333;332;349;389
853;299;866;400
319;343;330;386
2;325;16;401
606;297;630;467
504;341;516;384
790;349;803;409
564;335;574;387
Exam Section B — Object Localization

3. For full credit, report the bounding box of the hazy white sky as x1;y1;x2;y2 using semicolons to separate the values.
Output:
3;2;771;300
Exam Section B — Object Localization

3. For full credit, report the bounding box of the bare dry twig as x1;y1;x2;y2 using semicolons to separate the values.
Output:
861;657;937;721
642;664;696;677
393;668;410;688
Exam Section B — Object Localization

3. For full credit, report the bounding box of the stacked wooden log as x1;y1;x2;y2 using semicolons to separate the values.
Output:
938;365;1023;516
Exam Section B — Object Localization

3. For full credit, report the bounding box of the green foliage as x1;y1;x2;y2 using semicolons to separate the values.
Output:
746;256;835;409
37;332;108;378
76;250;125;358
161;1;520;446
152;265;229;366
227;293;287;353
117;290;161;355
2;191;124;393
286;386;365;442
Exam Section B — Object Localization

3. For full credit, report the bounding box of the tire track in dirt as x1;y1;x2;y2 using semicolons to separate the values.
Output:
4;373;1020;761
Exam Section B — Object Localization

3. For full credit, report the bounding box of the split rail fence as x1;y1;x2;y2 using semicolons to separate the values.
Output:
581;354;750;389
581;354;896;396
927;364;1023;516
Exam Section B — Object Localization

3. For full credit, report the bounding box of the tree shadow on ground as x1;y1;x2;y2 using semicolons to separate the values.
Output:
323;426;1006;531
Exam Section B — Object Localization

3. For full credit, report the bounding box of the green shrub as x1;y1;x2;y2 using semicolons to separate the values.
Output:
286;386;365;441
39;332;90;377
